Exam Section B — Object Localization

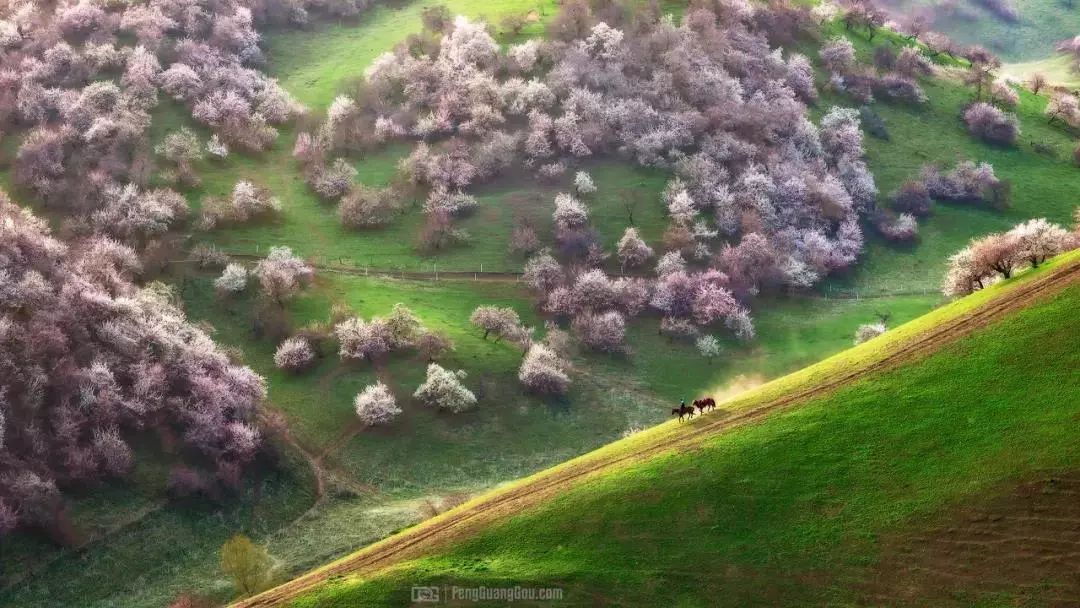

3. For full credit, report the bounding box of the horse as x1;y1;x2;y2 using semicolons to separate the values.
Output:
671;404;695;421
693;397;716;414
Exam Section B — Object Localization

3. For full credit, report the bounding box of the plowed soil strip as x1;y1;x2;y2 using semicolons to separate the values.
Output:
235;262;1079;608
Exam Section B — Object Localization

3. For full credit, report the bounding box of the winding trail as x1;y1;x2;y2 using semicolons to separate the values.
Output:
233;259;1079;608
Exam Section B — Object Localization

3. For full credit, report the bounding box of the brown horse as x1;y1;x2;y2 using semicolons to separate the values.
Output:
693;397;716;414
671;404;695;421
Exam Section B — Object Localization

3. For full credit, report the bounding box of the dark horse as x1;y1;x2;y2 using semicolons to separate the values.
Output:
693;397;717;414
671;404;695;421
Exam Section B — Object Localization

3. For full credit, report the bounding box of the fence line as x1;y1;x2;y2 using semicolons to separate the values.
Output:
176;254;941;300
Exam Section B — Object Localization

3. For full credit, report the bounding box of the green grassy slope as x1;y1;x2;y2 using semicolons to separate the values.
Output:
283;252;1080;608
878;0;1080;62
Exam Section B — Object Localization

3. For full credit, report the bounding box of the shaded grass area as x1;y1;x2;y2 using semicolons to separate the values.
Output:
287;257;1080;608
0;445;316;608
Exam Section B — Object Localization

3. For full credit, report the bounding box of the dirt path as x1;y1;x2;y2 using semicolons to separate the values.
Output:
271;413;328;526
233;261;1079;608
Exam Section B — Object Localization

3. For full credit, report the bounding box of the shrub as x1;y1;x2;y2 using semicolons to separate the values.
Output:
201;181;281;229
416;331;454;361
1028;72;1048;94
989;81;1018;108
214;263;249;294
695;335;723;363
891;180;931;216
273;337;315;373
155;128;203;186
854;322;887;344
339;186;400;229
519;344;571;395
859;105;889;140
873;45;897;70
876;212;919;241
553;192;589;231
253;247;313;304
308;158;357;201
875;73;927;104
820;37;855;73
963;102;1019;146
414;364;477;413
354;383;401;426
509;223;541;256
220;534;274;597
417;210;471;252
335;317;391;362
190;243;229;268
922;161;1001;204
1045;93;1080;128
896;47;934;78
572;311;626;353
617;227;655;270
207;135;229;160
1031;141;1058;158
522;250;563;293
470;306;523;341
167;466;207;499
574;171;596;195
660;316;700;341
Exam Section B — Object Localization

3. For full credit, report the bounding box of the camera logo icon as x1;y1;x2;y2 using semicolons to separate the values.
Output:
411;586;440;603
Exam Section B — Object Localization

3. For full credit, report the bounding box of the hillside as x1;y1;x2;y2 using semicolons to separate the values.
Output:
2;2;1079;606
238;251;1080;607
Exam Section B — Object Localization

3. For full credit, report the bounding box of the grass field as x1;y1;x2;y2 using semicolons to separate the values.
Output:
280;254;1080;608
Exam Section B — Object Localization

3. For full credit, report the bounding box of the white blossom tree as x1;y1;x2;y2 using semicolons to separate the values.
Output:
518;343;571;395
355;383;401;425
414;364;477;413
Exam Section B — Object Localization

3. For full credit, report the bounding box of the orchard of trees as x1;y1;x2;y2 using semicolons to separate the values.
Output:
288;0;897;355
